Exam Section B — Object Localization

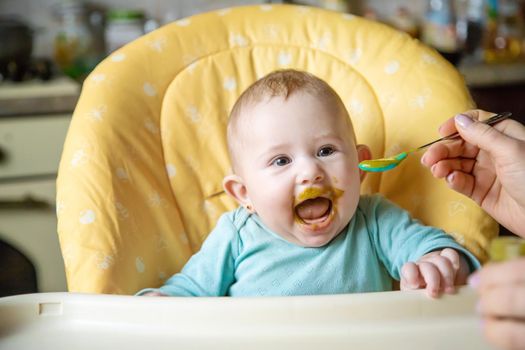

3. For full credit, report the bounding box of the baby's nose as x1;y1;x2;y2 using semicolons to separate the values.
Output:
297;161;325;185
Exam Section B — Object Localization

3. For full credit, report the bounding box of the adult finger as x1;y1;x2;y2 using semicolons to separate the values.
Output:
445;171;476;200
473;259;525;291
437;109;491;136
478;284;525;319
421;140;479;169
483;317;525;350
430;158;476;179
492;118;525;141
437;117;457;137
454;114;523;160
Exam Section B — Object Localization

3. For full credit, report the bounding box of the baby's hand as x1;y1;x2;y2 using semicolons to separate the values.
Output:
141;291;168;297
400;248;469;298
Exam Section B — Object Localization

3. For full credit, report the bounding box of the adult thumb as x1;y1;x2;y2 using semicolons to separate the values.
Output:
454;113;513;158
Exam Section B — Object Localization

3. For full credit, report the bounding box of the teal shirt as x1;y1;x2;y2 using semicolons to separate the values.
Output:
137;194;480;296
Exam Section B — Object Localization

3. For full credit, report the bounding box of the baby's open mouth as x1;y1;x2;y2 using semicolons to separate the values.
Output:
295;197;333;224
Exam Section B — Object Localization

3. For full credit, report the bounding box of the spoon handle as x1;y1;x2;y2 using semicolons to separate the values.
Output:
417;112;513;150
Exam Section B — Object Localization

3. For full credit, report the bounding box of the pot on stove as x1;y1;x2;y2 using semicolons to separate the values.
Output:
0;16;34;81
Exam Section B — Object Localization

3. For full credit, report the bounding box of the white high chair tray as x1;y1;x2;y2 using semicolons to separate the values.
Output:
0;287;493;350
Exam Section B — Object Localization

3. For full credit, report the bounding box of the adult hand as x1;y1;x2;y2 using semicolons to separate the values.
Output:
469;259;525;350
400;248;469;298
421;109;525;237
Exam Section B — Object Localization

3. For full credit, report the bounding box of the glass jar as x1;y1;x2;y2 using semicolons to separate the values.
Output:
422;0;463;65
53;2;104;81
389;7;420;38
105;9;145;54
464;0;486;59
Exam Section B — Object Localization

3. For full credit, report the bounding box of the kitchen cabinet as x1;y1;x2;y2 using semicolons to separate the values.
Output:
469;84;525;125
0;78;78;294
0;115;71;293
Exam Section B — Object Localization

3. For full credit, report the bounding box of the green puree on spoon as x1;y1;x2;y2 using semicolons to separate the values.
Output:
358;112;513;173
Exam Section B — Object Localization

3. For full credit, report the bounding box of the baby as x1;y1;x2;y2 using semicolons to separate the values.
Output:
138;69;479;298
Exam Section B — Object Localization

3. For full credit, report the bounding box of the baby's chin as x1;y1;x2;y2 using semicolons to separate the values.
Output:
295;235;337;248
292;207;355;247
291;223;345;247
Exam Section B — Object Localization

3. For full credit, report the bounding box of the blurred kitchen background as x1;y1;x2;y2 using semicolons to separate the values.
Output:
1;0;524;297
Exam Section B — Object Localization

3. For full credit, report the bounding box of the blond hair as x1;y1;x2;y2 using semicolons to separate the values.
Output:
227;69;353;172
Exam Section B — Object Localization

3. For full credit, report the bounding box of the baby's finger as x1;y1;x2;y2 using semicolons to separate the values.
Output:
440;248;460;271
419;262;441;298
419;252;456;293
142;291;167;297
400;262;422;290
429;254;456;294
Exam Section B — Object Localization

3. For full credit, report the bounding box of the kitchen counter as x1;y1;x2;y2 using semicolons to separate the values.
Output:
459;61;525;88
459;61;525;134
1;64;524;115
0;77;80;117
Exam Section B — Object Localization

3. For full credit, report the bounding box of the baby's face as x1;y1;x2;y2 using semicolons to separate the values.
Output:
232;92;364;247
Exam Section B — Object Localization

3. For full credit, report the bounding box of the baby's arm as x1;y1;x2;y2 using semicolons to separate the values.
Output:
400;248;470;298
136;212;239;297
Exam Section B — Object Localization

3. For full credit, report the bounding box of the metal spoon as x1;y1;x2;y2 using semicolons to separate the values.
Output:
358;112;513;172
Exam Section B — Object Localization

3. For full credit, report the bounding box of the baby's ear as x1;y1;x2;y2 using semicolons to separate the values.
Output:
356;144;371;182
223;174;254;212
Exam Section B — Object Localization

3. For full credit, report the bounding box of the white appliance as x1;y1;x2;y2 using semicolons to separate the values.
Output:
0;77;79;294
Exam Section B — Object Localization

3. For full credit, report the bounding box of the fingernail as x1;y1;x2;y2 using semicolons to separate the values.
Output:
446;172;455;183
455;114;474;129
420;154;427;165
431;164;436;173
468;273;480;289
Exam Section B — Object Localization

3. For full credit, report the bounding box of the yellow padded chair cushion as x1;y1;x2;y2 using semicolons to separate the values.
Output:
57;4;497;294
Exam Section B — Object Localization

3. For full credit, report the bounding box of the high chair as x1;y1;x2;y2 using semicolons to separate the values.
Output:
55;4;497;295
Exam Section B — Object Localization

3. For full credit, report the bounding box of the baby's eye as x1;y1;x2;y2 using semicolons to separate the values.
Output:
272;156;291;167
317;146;335;157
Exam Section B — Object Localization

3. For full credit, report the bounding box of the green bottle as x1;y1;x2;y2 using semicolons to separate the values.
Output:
489;237;525;262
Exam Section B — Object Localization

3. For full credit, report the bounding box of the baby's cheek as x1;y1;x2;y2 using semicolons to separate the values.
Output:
338;191;360;220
